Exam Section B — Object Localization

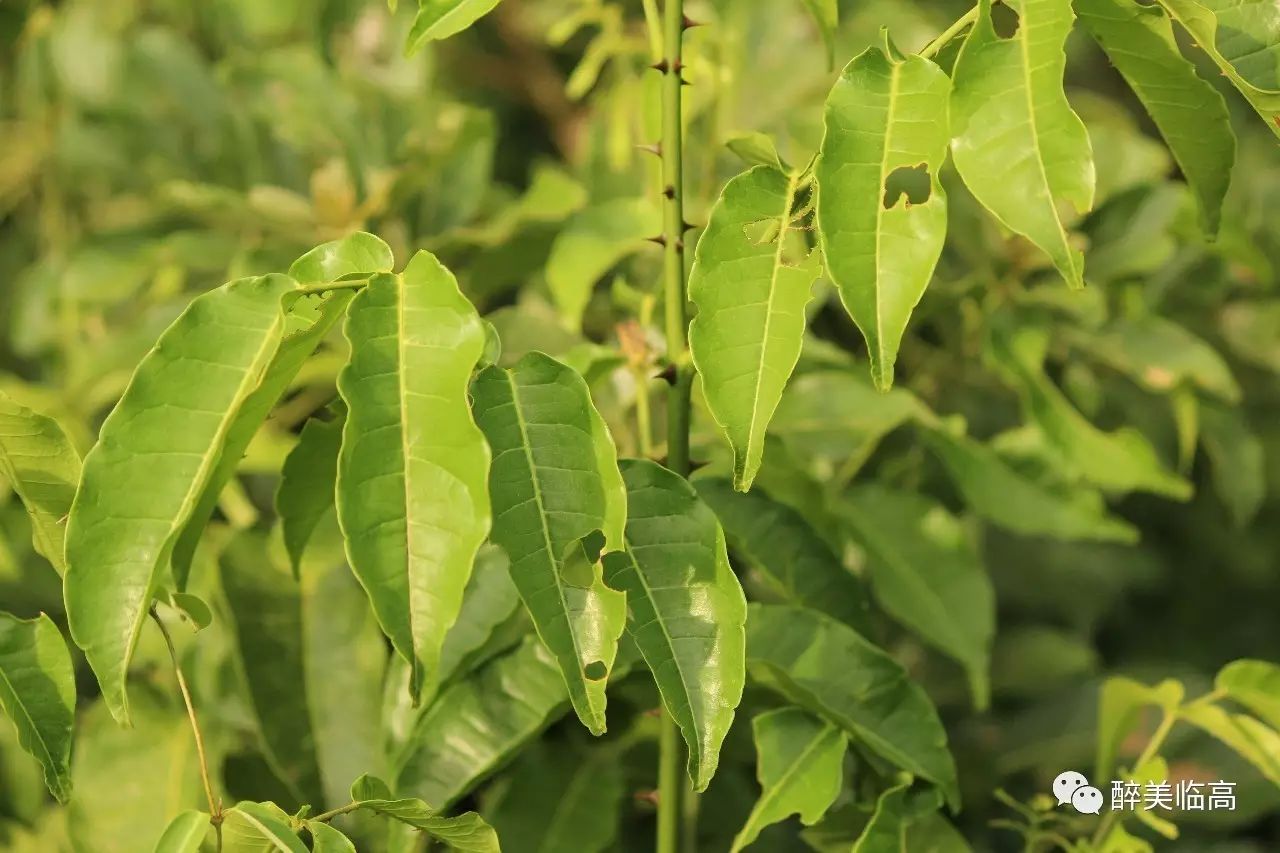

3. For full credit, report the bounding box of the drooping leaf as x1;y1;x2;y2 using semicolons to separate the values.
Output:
0;612;75;803
921;428;1138;543
851;784;944;853
1069;315;1240;402
65;273;297;725
839;485;995;709
337;251;491;703
221;802;307;853
407;0;506;55
602;460;746;790
1179;701;1280;786
746;604;960;808
950;0;1096;288
731;707;847;852
799;0;839;68
153;811;210;853
1200;402;1264;527
1216;660;1280;732
545;198;658;331
277;409;343;577
486;742;624;853
695;477;872;630
306;821;356;853
471;352;627;735
1076;0;1236;235
1095;677;1183;779
689;166;818;490
0;393;80;576
346;774;500;853
817;33;951;389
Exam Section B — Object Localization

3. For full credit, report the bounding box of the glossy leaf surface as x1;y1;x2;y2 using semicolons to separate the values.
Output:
0;612;75;803
0;393;80;576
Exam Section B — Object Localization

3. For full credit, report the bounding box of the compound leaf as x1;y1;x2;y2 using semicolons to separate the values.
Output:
951;0;1095;288
337;251;491;703
0;393;80;576
817;33;951;389
602;460;746;791
690;166;818;490
0;612;75;803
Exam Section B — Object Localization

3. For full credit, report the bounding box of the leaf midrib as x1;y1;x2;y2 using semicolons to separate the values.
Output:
395;273;422;690
0;653;59;776
874;58;903;377
733;723;839;850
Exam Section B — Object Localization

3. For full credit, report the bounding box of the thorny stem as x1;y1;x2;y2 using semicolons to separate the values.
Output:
919;6;980;60
151;607;223;850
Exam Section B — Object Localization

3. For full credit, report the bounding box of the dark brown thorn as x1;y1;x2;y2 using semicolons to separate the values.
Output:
682;14;701;30
679;76;691;86
682;221;696;233
646;235;668;248
673;60;684;73
657;363;677;385
675;239;685;253
636;789;660;806
663;185;675;199
637;143;662;157
650;60;669;74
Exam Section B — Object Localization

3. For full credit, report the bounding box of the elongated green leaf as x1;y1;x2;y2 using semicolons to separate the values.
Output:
486;742;624;853
0;612;75;803
921;428;1138;543
153;811;210;853
852;784;943;853
346;775;500;853
839;485;994;709
695;477;872;630
817;33;951;389
731;707;847;852
800;0;839;67
1070;315;1240;402
1179;701;1280;786
471;352;627;735
222;802;307;853
65;273;297;725
951;0;1095;288
395;635;568;808
1201;402;1265;527
690;166;818;490
545;198;658;331
602;460;746;790
306;821;356;853
407;0;505;54
1217;660;1280;732
1095;677;1183;778
0;394;80;576
337;250;491;702
277;410;343;577
1077;0;1235;234
746;604;959;807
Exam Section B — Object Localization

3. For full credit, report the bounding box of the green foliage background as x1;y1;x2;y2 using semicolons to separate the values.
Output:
1;0;1279;850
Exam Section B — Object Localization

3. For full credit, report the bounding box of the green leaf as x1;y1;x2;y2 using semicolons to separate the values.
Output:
407;0;505;55
746;604;959;808
486;742;624;853
545;198;658;331
1160;0;1280;98
852;784;943;853
395;635;568;808
1201;402;1265;527
64;272;297;725
1076;0;1236;235
277;409;343;577
306;821;356;853
694;477;872;630
839;485;995;710
800;0;839;68
167;591;213;632
1095;677;1183;779
602;460;746;790
725;132;791;172
0;612;75;803
471;352;627;735
1179;701;1280;786
950;0;1095;288
817;33;951;389
0;393;80;576
1069;315;1240;403
337;251;491;703
222;802;307;853
346;777;500;853
288;232;396;285
153;811;210;853
689;166;818;490
1217;660;1280;731
921;428;1138;543
731;707;847;852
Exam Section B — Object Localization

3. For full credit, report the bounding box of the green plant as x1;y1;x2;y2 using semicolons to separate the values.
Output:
1;0;1279;851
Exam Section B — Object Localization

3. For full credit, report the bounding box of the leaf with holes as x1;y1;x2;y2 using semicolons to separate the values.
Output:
950;0;1095;288
337;250;491;703
816;32;950;390
731;707;847;852
64;273;297;725
0;393;80;576
690;166;818;491
1077;0;1236;235
471;352;626;735
0;613;75;803
602;460;746;790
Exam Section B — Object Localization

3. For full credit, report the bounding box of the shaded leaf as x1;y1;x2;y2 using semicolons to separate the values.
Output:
0;612;75;803
817;33;951;388
306;821;356;853
408;0;506;55
1179;701;1280;786
153;811;210;853
1201;402;1264;527
839;485;995;709
0;393;80;576
800;0;839;68
951;0;1095;288
690;166;818;489
1077;0;1235;234
471;352;627;735
277;409;343;577
1217;660;1280;732
545;198;657;331
852;784;943;853
222;802;306;853
347;774;499;852
602;460;746;790
1095;677;1183;779
65;273;297;725
746;604;959;807
731;707;847;852
725;132;790;172
1070;315;1240;402
337;251;491;702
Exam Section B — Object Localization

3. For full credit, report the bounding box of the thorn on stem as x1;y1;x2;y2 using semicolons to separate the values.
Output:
663;185;676;199
657;363;678;385
646;235;668;248
682;14;701;30
682;221;696;233
636;789;660;806
637;143;662;157
650;60;669;74
679;76;691;87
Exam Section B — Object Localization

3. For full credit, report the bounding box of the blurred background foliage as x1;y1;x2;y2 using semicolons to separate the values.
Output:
1;0;1279;850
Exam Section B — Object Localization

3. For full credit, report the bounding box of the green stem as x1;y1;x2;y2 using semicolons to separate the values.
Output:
657;3;692;852
1090;707;1178;846
919;6;979;60
311;802;362;824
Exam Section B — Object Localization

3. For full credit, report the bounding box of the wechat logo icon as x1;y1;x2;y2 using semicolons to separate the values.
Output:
1053;770;1104;815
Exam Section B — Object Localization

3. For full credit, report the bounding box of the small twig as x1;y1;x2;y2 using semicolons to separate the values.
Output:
294;279;370;298
919;6;980;60
310;802;362;824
